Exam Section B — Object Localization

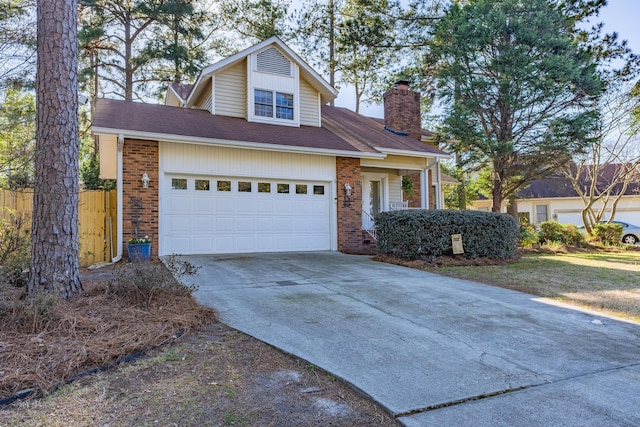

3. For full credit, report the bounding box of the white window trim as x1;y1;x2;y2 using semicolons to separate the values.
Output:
535;204;549;224
246;52;300;127
252;88;297;125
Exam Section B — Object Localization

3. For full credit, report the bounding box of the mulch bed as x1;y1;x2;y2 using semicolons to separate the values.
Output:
0;261;215;400
372;253;514;268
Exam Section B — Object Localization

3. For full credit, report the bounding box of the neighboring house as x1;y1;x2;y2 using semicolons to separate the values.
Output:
92;36;449;259
472;166;640;226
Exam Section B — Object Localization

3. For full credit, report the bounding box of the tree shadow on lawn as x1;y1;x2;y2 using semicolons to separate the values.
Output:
373;252;640;322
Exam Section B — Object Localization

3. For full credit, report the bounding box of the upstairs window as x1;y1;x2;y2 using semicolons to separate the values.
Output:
254;89;273;117
276;93;293;120
254;89;293;120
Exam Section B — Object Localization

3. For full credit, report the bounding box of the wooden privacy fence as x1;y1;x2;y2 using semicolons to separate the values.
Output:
0;189;117;267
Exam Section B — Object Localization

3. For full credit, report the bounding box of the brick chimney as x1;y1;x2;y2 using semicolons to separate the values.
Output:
383;80;421;141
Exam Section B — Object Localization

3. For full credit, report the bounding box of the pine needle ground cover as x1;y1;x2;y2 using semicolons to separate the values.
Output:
0;261;399;426
0;261;216;399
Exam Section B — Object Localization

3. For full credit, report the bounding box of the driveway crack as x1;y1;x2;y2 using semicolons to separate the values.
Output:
394;362;640;420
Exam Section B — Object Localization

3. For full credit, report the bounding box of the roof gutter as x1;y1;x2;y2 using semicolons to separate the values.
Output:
92;127;387;160
374;147;451;160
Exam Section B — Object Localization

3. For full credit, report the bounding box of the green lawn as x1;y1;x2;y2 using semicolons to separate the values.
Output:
424;251;640;322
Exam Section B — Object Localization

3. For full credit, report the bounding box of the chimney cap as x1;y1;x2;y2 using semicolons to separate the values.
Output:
394;80;411;89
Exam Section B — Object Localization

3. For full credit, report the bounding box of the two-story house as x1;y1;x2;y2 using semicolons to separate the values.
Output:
92;36;448;260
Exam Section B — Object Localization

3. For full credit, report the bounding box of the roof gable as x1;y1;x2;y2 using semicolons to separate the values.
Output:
185;37;337;107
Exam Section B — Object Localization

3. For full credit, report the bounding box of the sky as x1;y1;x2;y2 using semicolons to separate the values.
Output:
334;0;640;119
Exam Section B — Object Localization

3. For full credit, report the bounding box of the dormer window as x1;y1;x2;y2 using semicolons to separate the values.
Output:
254;89;293;120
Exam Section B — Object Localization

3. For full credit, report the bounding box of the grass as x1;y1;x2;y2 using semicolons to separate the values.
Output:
423;251;640;322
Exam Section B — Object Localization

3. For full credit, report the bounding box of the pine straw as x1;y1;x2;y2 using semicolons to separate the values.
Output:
0;262;216;400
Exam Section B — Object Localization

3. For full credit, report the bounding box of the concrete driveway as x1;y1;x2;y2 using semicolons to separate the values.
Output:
175;252;640;426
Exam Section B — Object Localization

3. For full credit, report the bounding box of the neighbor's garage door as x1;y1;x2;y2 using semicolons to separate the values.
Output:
161;175;332;255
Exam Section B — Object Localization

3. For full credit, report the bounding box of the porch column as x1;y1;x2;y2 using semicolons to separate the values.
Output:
435;161;442;209
421;169;429;209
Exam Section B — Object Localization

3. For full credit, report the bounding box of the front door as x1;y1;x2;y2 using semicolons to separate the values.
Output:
361;173;386;230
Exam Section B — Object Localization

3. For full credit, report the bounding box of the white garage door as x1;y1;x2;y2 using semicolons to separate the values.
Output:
161;175;332;255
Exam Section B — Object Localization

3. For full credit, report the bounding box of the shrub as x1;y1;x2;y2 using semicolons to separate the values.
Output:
0;291;62;334
591;223;623;246
0;209;31;288
107;255;200;308
376;209;519;260
538;221;585;247
519;223;539;248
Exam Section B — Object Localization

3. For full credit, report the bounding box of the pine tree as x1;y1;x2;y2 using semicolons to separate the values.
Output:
428;0;602;213
29;0;82;298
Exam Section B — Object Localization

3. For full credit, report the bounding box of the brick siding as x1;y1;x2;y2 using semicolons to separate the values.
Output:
405;172;422;208
336;156;376;254
122;139;159;260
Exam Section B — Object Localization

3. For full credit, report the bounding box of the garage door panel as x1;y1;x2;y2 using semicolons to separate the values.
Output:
166;216;191;234
235;236;256;251
236;218;255;233
192;198;213;213
192;237;213;253
257;217;273;229
167;237;191;253
215;217;235;232
192;217;214;233
168;196;192;212
162;175;332;255
237;198;258;213
214;198;235;213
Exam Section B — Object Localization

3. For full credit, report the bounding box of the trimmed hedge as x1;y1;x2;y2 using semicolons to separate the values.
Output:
376;209;519;260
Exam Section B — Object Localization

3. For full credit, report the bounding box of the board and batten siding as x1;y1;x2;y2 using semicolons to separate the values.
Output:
299;78;320;127
160;141;336;181
214;60;247;118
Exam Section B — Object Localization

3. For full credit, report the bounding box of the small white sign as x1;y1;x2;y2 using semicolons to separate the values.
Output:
451;234;464;255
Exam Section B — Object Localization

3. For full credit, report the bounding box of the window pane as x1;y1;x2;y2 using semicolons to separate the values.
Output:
276;93;293;107
255;103;273;117
277;183;289;194
295;184;307;194
276;106;293;120
535;205;547;223
217;180;231;191
238;181;252;192
313;185;324;195
172;178;187;190
258;182;271;193
275;93;293;120
195;179;210;191
255;89;273;117
254;89;272;104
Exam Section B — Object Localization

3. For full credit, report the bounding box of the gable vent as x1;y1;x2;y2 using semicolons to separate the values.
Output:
256;47;292;76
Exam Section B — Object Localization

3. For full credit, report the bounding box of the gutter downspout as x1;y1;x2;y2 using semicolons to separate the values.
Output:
112;133;124;263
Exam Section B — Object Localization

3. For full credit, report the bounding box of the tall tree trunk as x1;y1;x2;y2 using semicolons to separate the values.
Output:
328;0;335;107
125;14;133;102
506;194;518;219
491;175;503;213
29;0;82;299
